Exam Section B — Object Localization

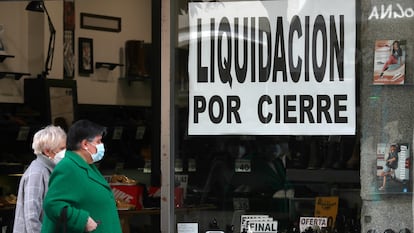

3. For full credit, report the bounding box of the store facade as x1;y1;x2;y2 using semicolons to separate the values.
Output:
161;0;413;232
0;0;412;233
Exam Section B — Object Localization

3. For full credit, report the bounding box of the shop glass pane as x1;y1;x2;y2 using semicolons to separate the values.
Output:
173;1;361;233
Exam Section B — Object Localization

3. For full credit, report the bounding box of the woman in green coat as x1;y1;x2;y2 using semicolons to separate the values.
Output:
41;120;122;233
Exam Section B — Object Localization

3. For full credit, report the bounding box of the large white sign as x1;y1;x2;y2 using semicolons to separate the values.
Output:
188;0;356;135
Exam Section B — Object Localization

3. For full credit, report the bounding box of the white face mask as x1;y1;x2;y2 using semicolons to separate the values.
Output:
52;149;66;164
90;143;105;162
85;143;106;163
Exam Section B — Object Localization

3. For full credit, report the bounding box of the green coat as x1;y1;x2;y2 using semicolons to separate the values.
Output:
41;151;122;233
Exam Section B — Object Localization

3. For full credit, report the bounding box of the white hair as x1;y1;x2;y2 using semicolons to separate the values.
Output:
32;125;67;155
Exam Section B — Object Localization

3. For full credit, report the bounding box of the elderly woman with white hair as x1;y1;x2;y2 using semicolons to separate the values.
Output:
13;125;67;233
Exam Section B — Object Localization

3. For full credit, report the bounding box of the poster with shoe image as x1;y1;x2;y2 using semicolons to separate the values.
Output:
376;143;411;194
373;40;406;85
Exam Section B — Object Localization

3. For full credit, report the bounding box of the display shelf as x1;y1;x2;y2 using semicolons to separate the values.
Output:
286;169;360;183
0;162;25;175
119;76;151;81
0;54;15;62
369;84;414;86
119;76;151;86
95;62;123;70
0;72;30;80
0;55;30;80
7;174;23;177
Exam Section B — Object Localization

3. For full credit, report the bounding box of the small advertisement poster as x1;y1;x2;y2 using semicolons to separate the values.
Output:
314;196;338;228
177;223;198;233
376;143;411;193
373;40;406;85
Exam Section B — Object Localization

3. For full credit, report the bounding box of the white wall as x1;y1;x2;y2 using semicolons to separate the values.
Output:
0;0;152;106
0;2;30;103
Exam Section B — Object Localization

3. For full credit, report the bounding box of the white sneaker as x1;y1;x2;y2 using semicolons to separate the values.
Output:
273;189;295;198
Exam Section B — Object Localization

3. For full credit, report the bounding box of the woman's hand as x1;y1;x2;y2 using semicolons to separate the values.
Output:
85;217;98;232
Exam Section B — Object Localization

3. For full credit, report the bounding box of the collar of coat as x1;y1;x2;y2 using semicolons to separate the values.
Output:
36;153;55;172
64;150;111;190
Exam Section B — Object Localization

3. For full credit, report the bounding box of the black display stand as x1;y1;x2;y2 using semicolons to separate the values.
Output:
24;78;78;126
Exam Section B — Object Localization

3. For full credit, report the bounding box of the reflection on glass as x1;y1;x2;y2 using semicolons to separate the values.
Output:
49;87;74;131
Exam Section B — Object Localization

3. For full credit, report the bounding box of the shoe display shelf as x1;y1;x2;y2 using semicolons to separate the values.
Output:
0;54;30;80
286;169;360;183
0;54;14;62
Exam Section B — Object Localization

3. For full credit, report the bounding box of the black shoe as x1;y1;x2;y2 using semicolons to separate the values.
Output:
307;138;322;169
399;229;411;233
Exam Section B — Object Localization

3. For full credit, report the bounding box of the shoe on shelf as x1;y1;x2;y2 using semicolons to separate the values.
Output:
110;174;137;185
399;228;411;233
273;189;295;199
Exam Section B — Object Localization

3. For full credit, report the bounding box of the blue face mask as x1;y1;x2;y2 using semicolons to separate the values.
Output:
90;143;105;162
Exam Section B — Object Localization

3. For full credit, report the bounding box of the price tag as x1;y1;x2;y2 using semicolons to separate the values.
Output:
235;159;251;173
136;126;146;140
112;127;123;140
175;174;188;184
16;126;30;141
177;223;198;233
175;159;183;173
299;217;328;233
233;197;249;210
188;158;196;172
143;160;151;173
